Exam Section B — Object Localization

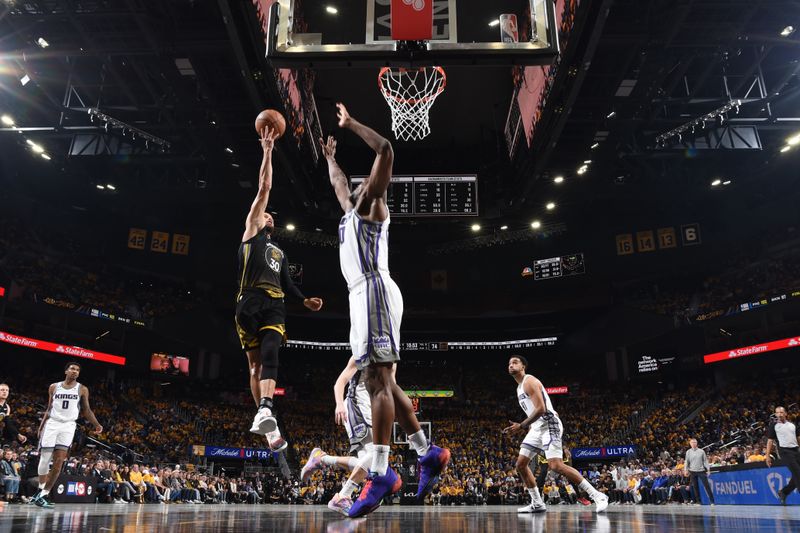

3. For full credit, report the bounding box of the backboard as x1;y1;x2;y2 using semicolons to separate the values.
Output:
260;0;559;68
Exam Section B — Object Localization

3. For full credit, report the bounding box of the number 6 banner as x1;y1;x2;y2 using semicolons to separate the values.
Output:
391;0;433;41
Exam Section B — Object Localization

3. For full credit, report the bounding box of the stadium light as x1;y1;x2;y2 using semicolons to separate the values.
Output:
546;202;556;210
500;225;508;230
554;176;564;184
471;224;481;232
286;224;296;231
0;115;14;126
711;179;722;186
781;26;795;37
326;6;338;14
531;221;541;229
489;19;500;27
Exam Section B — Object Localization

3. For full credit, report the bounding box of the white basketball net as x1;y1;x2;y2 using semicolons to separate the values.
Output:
378;66;447;141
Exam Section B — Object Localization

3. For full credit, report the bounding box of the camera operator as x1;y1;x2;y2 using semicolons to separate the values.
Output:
766;406;800;505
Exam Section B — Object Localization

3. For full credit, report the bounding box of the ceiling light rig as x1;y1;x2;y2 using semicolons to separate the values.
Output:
655;100;741;148
87;108;170;151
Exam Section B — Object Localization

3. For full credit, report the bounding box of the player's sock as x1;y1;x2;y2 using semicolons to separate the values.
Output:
258;397;273;415
339;479;359;499
40;489;50;497
407;430;430;456
321;455;337;467
579;479;602;499
371;445;390;476
38;483;45;490
528;487;543;505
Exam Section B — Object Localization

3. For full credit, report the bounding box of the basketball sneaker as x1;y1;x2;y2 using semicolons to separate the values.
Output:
28;490;41;504
348;467;403;518
416;445;451;500
266;430;287;453
327;493;354;516
250;408;277;436
300;448;326;481
593;494;609;513
34;494;55;509
517;502;547;513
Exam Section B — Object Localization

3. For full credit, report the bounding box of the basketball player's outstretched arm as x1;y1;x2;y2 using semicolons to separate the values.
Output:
336;103;393;199
244;127;279;240
79;387;103;434
333;357;359;425
319;136;353;212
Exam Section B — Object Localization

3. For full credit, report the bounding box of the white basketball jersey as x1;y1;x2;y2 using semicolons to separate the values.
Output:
49;381;81;423
517;375;558;419
338;210;391;290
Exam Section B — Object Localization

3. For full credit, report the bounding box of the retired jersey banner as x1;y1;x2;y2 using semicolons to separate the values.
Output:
703;336;800;364
0;331;126;366
391;0;433;41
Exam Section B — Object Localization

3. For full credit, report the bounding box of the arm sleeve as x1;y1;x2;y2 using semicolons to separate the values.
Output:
280;256;306;302
767;421;777;440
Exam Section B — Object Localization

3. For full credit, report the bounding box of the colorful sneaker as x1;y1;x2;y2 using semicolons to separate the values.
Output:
416;445;451;500
300;447;326;481
28;490;41;505
348;468;403;518
327;493;354;516
250;408;277;436
577;497;592;506
266;430;288;453
34;494;55;509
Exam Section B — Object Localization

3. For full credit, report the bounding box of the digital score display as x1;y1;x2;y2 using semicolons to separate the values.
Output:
533;253;586;281
351;175;478;216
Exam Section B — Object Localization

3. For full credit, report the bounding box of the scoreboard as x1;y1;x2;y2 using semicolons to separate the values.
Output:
351;175;478;216
533;253;586;281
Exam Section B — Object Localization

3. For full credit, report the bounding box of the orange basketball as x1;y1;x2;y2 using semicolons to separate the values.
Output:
255;109;286;138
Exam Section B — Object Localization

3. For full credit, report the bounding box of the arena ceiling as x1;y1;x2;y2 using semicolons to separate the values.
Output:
0;0;798;245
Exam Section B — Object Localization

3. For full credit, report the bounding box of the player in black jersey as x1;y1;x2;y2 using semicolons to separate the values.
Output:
0;383;27;446
237;126;323;452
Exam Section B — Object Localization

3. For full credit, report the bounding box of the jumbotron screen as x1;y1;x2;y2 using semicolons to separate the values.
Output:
150;353;190;376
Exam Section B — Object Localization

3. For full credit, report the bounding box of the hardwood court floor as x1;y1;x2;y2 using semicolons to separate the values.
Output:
2;503;800;532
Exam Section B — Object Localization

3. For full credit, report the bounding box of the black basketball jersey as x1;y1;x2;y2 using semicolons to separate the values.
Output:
237;230;286;299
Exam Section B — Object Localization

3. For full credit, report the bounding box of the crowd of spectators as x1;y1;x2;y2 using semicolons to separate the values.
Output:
624;246;800;321
0;212;202;320
0;369;794;506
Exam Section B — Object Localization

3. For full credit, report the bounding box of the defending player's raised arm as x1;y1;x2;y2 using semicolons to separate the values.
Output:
319;136;353;212
333;356;359;425
244;127;279;239
336;103;393;200
37;383;55;439
79;386;103;434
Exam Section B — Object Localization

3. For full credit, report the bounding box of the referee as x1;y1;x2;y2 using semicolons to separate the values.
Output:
766;406;800;505
684;438;715;505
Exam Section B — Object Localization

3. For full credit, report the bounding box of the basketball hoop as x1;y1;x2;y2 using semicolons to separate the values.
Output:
378;66;446;141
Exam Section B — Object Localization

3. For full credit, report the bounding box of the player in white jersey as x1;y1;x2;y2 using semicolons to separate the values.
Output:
503;355;608;513
320;104;450;518
31;362;103;509
300;357;398;516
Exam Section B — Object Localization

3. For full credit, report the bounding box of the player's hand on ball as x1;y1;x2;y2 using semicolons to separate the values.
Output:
335;403;348;426
304;297;323;311
319;136;337;159
503;420;523;435
336;103;351;128
260;126;278;153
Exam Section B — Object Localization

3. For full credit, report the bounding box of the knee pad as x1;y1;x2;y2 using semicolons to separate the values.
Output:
38;450;53;476
259;330;282;381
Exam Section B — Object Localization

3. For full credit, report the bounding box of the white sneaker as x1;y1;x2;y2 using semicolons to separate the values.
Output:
250;408;277;435
594;494;609;513
517;502;547;513
266;430;288;453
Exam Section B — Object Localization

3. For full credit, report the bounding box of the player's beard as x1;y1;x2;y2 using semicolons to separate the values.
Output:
264;224;274;236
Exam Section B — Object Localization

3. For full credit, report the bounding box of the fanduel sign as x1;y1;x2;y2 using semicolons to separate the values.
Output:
698;466;800;505
572;445;637;459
